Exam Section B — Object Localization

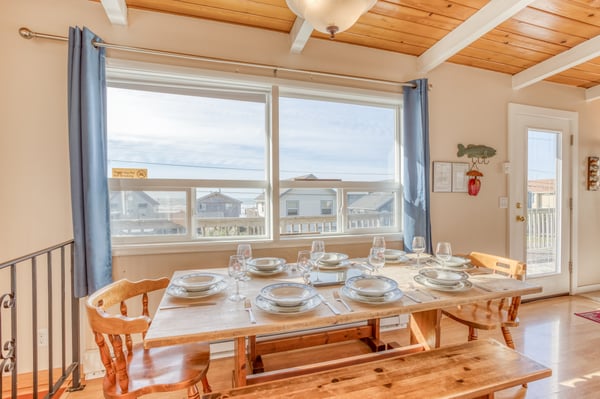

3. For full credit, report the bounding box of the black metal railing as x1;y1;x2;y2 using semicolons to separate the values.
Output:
0;240;83;399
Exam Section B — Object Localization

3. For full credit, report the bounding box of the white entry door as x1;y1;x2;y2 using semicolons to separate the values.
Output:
508;104;576;297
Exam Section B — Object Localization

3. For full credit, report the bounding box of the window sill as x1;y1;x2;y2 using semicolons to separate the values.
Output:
111;233;404;257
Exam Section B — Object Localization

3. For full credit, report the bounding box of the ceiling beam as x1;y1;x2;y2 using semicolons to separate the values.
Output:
513;34;600;90
289;17;313;54
585;85;600;102
100;0;128;25
417;0;535;74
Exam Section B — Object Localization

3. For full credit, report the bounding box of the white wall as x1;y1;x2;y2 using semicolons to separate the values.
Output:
3;0;600;375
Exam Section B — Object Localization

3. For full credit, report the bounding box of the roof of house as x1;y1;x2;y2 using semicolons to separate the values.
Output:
347;192;394;211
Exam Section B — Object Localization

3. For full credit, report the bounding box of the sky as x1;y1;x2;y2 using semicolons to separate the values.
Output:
106;87;397;182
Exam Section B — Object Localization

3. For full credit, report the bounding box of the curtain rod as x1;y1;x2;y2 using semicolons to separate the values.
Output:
19;27;415;89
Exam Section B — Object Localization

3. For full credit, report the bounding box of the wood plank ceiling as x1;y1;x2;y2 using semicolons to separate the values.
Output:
95;0;600;96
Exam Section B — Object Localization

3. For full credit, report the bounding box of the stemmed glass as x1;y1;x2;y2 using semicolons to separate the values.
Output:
372;236;386;251
297;250;313;285
228;254;246;302
236;244;252;281
412;236;426;269
435;242;452;268
310;240;325;282
367;247;385;275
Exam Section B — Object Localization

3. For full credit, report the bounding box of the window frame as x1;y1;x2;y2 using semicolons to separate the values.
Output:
106;60;404;254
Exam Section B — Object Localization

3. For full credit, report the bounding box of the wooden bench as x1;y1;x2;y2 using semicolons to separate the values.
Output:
202;339;551;399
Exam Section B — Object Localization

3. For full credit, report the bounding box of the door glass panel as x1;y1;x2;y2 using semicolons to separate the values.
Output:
527;130;561;276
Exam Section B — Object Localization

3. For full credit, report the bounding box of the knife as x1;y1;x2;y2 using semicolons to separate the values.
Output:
318;294;341;315
403;291;422;303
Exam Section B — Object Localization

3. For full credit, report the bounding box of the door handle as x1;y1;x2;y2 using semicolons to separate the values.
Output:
516;215;525;222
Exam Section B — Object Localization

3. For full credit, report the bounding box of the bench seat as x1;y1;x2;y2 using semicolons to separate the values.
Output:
202;338;551;399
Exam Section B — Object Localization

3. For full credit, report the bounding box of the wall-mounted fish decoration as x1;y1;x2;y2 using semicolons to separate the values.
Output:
457;144;496;159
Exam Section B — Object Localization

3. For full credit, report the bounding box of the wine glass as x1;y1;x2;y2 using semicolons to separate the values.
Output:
435;242;452;267
412;236;426;269
372;236;386;251
228;255;246;302
236;243;252;281
367;247;385;274
297;250;313;285
310;240;325;281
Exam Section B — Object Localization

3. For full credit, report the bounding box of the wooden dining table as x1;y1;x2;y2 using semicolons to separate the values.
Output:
144;260;542;387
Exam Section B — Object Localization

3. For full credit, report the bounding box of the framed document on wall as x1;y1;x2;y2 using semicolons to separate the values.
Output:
433;162;452;192
452;163;469;193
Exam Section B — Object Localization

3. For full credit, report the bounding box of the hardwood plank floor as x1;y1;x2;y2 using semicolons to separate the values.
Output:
61;294;600;399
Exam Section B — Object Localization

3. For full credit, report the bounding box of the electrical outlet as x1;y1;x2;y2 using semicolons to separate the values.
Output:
38;328;48;347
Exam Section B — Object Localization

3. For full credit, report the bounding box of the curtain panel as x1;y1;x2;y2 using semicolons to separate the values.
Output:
68;27;112;298
402;79;432;253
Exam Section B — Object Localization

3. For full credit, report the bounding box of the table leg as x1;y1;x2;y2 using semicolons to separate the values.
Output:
233;336;248;387
409;309;441;349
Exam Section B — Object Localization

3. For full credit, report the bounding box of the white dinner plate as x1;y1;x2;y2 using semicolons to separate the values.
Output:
167;279;228;298
413;274;472;292
171;272;225;292
247;257;286;271
442;256;471;268
345;275;398;297
247;264;287;276
384;249;406;260
384;256;410;264
259;283;317;307
317;259;351;270
318;252;349;266
255;294;322;314
418;267;469;286
340;286;404;304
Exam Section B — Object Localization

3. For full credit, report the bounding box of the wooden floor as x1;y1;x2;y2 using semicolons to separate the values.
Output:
61;293;600;399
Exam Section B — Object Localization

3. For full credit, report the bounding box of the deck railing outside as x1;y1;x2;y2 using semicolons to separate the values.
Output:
0;240;83;399
526;208;557;274
112;212;393;238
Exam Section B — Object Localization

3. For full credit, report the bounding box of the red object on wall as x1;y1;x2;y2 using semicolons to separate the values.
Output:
466;170;483;196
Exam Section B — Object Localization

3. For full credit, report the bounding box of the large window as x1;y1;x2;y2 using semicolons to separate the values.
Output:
107;67;401;246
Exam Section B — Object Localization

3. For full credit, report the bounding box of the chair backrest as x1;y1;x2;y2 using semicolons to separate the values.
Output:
467;252;526;322
85;278;170;393
468;252;526;281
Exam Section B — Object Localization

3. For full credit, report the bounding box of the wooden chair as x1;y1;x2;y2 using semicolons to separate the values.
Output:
441;252;526;350
86;278;211;399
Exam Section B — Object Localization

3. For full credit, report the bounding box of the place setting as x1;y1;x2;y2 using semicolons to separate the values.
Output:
339;275;404;304
317;252;350;269
162;271;229;309
254;282;322;315
383;249;409;264
413;267;473;292
246;257;287;276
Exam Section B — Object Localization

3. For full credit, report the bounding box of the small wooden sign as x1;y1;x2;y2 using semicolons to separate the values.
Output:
112;168;148;179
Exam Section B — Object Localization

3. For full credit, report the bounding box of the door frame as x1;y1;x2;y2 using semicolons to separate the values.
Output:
507;103;578;297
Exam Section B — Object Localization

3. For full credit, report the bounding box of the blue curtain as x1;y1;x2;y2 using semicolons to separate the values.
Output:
402;79;432;253
68;27;112;298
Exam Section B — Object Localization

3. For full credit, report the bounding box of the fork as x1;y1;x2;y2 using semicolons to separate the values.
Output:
318;294;341;315
332;290;353;312
409;282;439;300
244;298;256;324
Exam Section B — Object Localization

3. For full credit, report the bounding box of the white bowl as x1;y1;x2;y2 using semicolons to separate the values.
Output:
319;252;349;266
172;273;224;292
260;283;317;307
418;268;469;286
247;257;285;271
345;275;398;297
384;249;406;260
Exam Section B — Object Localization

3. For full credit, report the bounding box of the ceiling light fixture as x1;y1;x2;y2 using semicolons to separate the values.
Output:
286;0;377;39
